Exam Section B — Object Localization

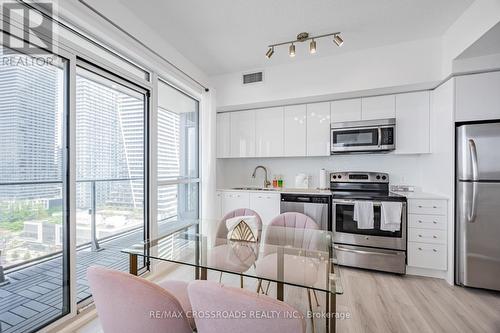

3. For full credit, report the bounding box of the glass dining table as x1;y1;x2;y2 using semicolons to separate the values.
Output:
122;220;343;333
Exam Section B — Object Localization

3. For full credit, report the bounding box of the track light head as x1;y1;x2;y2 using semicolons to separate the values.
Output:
266;47;274;58
309;39;317;54
333;34;344;47
289;43;296;57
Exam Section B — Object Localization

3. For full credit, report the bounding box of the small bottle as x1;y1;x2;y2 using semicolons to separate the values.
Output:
272;176;278;188
277;175;283;188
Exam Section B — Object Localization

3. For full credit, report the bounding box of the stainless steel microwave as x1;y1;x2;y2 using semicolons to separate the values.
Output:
330;118;396;154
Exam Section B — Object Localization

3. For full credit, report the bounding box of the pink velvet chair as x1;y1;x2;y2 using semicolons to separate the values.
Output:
208;208;262;287
255;212;321;331
188;280;306;333
87;266;193;333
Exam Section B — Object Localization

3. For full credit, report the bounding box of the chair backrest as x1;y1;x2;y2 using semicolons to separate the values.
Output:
215;208;262;245
188;280;306;333
87;266;192;333
263;212;320;256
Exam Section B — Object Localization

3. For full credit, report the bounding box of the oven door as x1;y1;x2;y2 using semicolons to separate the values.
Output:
331;127;380;153
333;199;406;250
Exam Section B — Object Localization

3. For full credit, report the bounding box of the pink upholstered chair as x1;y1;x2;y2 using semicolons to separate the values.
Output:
87;266;193;333
208;208;262;287
255;212;321;331
188;280;306;333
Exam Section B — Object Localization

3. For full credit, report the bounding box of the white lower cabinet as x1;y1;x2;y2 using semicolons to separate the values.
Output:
249;193;281;225
407;198;448;271
221;191;250;214
219;191;280;225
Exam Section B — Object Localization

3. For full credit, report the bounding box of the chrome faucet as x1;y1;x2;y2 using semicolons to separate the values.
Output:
251;165;271;188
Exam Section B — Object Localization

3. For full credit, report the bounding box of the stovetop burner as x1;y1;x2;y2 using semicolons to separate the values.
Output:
330;171;406;202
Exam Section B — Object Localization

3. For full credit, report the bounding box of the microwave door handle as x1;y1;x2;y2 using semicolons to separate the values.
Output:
377;127;382;147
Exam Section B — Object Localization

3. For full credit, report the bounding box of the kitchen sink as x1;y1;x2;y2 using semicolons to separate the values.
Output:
231;187;277;191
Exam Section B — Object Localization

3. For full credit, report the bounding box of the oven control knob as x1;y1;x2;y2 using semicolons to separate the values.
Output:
338;175;342;179
382;175;387;180
332;175;337;179
376;175;380;180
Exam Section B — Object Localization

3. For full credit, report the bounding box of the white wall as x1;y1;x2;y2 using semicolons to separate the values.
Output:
212;38;442;109
217;155;424;190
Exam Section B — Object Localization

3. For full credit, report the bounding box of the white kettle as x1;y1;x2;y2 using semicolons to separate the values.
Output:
295;173;309;189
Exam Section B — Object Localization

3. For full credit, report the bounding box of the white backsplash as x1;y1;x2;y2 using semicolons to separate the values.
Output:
217;154;424;189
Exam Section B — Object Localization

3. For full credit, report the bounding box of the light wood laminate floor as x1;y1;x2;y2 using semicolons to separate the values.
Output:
79;264;500;333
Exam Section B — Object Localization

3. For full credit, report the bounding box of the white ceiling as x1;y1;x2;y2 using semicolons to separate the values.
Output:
99;0;474;76
457;21;500;59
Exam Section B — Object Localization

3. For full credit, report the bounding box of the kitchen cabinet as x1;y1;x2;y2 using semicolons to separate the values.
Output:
256;107;284;157
361;95;396;120
395;91;430;154
331;98;361;123
306;102;331;156
230;110;256;157
221;191;250;214
249;192;281;224
216;113;231;158
283;104;307;156
407;198;447;271
456;71;500;122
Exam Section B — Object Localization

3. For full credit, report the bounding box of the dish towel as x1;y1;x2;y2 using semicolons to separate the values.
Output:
353;201;374;229
380;202;403;232
225;215;259;241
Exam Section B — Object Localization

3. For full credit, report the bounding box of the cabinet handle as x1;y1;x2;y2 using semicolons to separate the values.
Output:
433;206;438;209
433;235;437;239
433;221;437;224
433;249;437;252
418;205;423;208
418;247;423;251
418;235;423;238
418;220;423;223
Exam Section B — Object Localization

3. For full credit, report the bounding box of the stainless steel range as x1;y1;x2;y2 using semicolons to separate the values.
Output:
331;171;407;274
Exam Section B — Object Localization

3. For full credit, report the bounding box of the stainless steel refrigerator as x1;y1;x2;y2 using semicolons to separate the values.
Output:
456;122;500;291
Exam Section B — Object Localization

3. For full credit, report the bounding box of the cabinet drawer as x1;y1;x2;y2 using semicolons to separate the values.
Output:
409;199;446;215
408;214;446;230
408;228;446;244
408;242;447;270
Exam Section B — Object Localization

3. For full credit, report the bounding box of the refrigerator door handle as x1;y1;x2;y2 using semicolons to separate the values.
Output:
469;139;479;181
468;182;478;223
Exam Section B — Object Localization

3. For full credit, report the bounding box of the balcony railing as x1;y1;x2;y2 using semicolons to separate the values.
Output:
0;177;144;276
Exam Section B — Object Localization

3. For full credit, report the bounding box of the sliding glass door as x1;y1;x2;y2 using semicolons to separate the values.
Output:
0;48;70;332
157;80;199;231
74;63;148;304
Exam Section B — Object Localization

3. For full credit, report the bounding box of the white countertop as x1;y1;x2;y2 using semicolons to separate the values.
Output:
217;187;332;195
390;191;449;200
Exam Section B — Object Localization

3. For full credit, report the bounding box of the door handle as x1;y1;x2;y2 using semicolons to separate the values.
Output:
468;182;478;223
377;127;382;147
468;139;479;181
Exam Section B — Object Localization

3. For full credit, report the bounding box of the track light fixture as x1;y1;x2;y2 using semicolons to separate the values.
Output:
289;43;296;57
309;39;317;54
333;34;344;47
266;47;274;58
266;31;343;58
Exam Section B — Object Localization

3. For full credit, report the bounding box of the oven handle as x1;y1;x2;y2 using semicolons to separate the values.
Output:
334;245;402;257
332;199;407;208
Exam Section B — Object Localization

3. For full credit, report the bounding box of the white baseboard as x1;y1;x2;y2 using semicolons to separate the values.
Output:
406;266;448;280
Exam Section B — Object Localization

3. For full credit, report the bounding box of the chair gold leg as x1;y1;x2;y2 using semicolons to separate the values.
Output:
264;281;271;295
307;289;315;333
240;275;244;288
219;272;223;283
256;279;263;293
312;289;320;307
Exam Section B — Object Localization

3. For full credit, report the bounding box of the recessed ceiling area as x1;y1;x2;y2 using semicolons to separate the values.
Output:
457;21;500;59
88;0;474;76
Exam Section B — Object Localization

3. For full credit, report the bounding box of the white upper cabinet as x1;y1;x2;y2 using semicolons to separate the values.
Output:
456;71;500;122
216;113;231;158
395;91;430;154
307;102;331;156
283;104;307;156
361;95;396;120
255;107;284;157
230;110;256;157
331;98;362;123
